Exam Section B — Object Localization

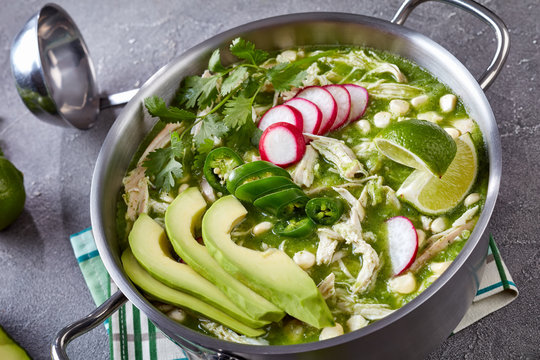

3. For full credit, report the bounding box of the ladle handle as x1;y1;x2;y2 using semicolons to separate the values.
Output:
100;89;139;109
391;0;510;90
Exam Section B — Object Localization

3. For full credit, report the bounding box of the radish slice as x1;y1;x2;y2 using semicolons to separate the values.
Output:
284;98;322;135
386;216;418;276
294;86;337;135
324;85;351;131
258;105;303;132
259;122;306;168
343;84;369;124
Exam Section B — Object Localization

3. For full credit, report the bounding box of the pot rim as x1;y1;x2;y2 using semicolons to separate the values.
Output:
90;10;501;355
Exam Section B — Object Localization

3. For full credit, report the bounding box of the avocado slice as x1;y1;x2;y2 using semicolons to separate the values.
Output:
121;249;264;337
129;213;268;328
165;188;284;322
0;326;30;360
202;195;335;329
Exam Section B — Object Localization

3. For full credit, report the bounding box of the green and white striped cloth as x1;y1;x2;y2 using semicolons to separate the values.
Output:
70;228;518;360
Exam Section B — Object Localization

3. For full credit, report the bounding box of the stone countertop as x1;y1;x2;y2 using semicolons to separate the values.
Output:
0;0;538;359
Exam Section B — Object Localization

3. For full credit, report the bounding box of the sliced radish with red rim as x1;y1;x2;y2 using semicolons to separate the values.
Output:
342;84;369;124
324;84;351;131
283;98;322;135
258;105;303;132
386;216;418;276
294;86;337;135
259;122;306;168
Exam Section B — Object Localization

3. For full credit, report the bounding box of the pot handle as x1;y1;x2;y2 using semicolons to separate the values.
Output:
51;291;127;360
391;0;509;90
50;290;241;360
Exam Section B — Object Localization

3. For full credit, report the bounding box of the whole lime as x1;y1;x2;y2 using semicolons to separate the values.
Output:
0;152;26;230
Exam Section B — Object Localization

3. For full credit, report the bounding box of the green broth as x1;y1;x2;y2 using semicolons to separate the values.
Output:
117;45;488;345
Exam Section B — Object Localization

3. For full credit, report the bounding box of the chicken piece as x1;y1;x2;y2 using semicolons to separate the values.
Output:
363;63;407;83
123;167;149;221
362;80;422;100
409;222;474;272
332;186;366;222
316;228;342;265
308;135;367;181
452;206;479;227
317;273;336;300
353;303;395;321
351;240;379;294
291;145;319;188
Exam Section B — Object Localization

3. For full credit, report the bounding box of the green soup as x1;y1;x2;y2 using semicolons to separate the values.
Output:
117;42;487;345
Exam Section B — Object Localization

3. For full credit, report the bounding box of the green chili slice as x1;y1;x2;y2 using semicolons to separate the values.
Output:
235;176;299;202
226;161;291;194
203;147;243;193
273;217;316;238
306;197;344;225
253;187;309;218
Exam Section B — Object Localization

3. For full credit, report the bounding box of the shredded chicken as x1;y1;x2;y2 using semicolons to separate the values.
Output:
452;205;479;227
359;80;422;100
329;198;380;294
308;135;367;181
353;303;395;320
316;228;342;265
123;167;149;221
332;186;366;222
318;273;336;299
410;221;475;272
291;145;318;188
200;320;268;345
362;63;407;83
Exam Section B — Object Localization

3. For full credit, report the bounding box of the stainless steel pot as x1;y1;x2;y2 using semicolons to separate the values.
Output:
52;0;509;359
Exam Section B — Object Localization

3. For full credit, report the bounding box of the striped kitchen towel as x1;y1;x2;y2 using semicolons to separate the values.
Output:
70;229;518;360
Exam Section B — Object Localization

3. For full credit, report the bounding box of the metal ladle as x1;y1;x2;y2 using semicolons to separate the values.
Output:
10;3;137;130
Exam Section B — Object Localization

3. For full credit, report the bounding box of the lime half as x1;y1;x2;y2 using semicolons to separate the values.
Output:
396;133;477;215
374;119;457;177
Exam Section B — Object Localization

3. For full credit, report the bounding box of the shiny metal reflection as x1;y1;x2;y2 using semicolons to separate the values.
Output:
10;3;129;130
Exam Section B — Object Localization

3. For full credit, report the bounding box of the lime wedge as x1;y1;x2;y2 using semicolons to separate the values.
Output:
396;133;477;215
374;119;457;177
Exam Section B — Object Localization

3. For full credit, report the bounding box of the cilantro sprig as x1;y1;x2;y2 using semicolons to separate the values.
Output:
142;37;321;191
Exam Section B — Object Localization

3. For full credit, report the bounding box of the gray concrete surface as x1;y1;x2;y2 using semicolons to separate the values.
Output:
0;0;538;359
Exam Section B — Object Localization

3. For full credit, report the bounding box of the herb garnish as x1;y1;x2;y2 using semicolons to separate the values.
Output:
142;37;315;191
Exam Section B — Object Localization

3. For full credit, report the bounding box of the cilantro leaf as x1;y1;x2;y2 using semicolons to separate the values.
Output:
266;63;307;92
223;95;253;130
208;49;226;73
221;67;248;96
143;132;185;192
193;113;229;146
230;38;268;65
144;96;196;122
179;75;219;109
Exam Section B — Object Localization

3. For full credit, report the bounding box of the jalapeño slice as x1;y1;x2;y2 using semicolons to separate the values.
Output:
306;197;344;225
203;147;244;194
273;217;316;238
235;176;299;203
226;161;291;194
253;187;309;218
